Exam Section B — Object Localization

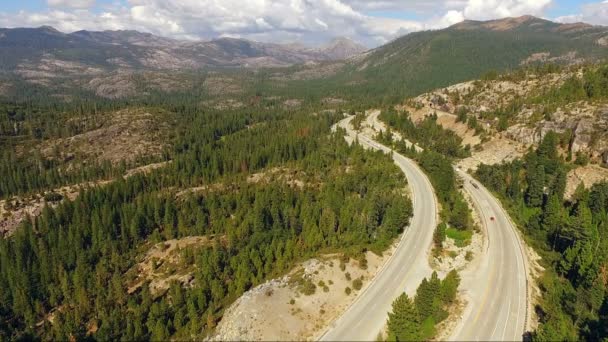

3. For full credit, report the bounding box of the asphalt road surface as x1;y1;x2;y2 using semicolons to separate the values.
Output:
366;110;529;341
320;116;437;341
448;170;528;341
325;114;529;341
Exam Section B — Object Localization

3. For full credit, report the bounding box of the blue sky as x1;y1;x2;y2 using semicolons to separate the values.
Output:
363;1;585;21
1;0;123;13
0;0;591;19
0;1;604;47
546;0;587;18
1;0;43;12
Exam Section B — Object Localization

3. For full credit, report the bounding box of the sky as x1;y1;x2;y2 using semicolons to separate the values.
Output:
0;0;605;47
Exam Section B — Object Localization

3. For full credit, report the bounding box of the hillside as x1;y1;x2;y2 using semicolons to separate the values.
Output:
0;93;414;340
374;59;608;341
319;15;608;102
397;62;608;197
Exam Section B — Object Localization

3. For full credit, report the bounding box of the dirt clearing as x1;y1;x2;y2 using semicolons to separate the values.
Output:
210;246;396;341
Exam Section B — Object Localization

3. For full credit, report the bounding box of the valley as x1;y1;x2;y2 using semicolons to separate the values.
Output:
1;11;608;342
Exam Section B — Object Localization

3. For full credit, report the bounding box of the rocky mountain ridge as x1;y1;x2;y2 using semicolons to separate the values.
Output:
0;26;367;71
406;64;608;197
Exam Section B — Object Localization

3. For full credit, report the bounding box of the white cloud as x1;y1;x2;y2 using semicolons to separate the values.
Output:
47;0;96;9
435;10;466;28
461;0;551;19
555;1;608;26
344;0;467;13
423;0;552;29
0;0;564;47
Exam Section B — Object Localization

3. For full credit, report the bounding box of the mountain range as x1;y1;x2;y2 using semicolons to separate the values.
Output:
0;26;367;71
3;15;608;102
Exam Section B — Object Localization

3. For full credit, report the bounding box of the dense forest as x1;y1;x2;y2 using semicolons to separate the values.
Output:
379;108;471;159
377;108;475;245
0;96;413;339
475;131;608;340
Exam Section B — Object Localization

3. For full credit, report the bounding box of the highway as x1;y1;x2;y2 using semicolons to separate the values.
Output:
365;110;529;341
324;113;529;341
448;170;528;341
321;116;437;341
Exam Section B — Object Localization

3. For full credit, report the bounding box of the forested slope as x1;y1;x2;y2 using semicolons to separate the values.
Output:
275;16;608;105
0;99;412;340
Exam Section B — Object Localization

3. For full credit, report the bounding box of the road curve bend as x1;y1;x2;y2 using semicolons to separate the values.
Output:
448;171;528;341
367;110;529;341
320;116;437;341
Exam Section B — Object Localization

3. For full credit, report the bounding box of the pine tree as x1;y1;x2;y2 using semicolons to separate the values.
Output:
387;293;421;342
526;164;545;208
543;195;564;245
550;166;567;201
507;167;521;200
440;270;460;304
449;196;470;230
151;319;169;341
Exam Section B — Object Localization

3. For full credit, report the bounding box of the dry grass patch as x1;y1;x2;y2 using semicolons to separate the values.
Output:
127;235;226;296
38;109;169;166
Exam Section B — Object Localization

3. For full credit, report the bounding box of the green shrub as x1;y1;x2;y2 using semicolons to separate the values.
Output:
299;278;316;296
353;278;363;291
434;222;447;248
574;151;589;166
358;255;368;270
43;192;63;202
446;227;472;247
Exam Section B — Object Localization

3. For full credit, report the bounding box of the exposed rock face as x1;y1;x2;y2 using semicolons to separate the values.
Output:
209;250;392;342
571;119;595;153
521;51;582;66
598;36;608;47
506;124;542;145
505;117;599;154
410;63;608;166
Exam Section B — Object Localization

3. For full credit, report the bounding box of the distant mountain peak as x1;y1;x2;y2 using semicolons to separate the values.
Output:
452;15;553;31
37;25;63;35
214;37;247;43
327;37;357;44
317;37;367;60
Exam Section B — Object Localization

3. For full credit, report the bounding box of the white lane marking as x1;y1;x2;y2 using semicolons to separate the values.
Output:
501;295;512;340
489;210;507;341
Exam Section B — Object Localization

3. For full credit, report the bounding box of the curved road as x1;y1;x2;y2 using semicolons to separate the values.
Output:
326;113;529;341
321;116;437;341
448;171;528;341
367;111;529;341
